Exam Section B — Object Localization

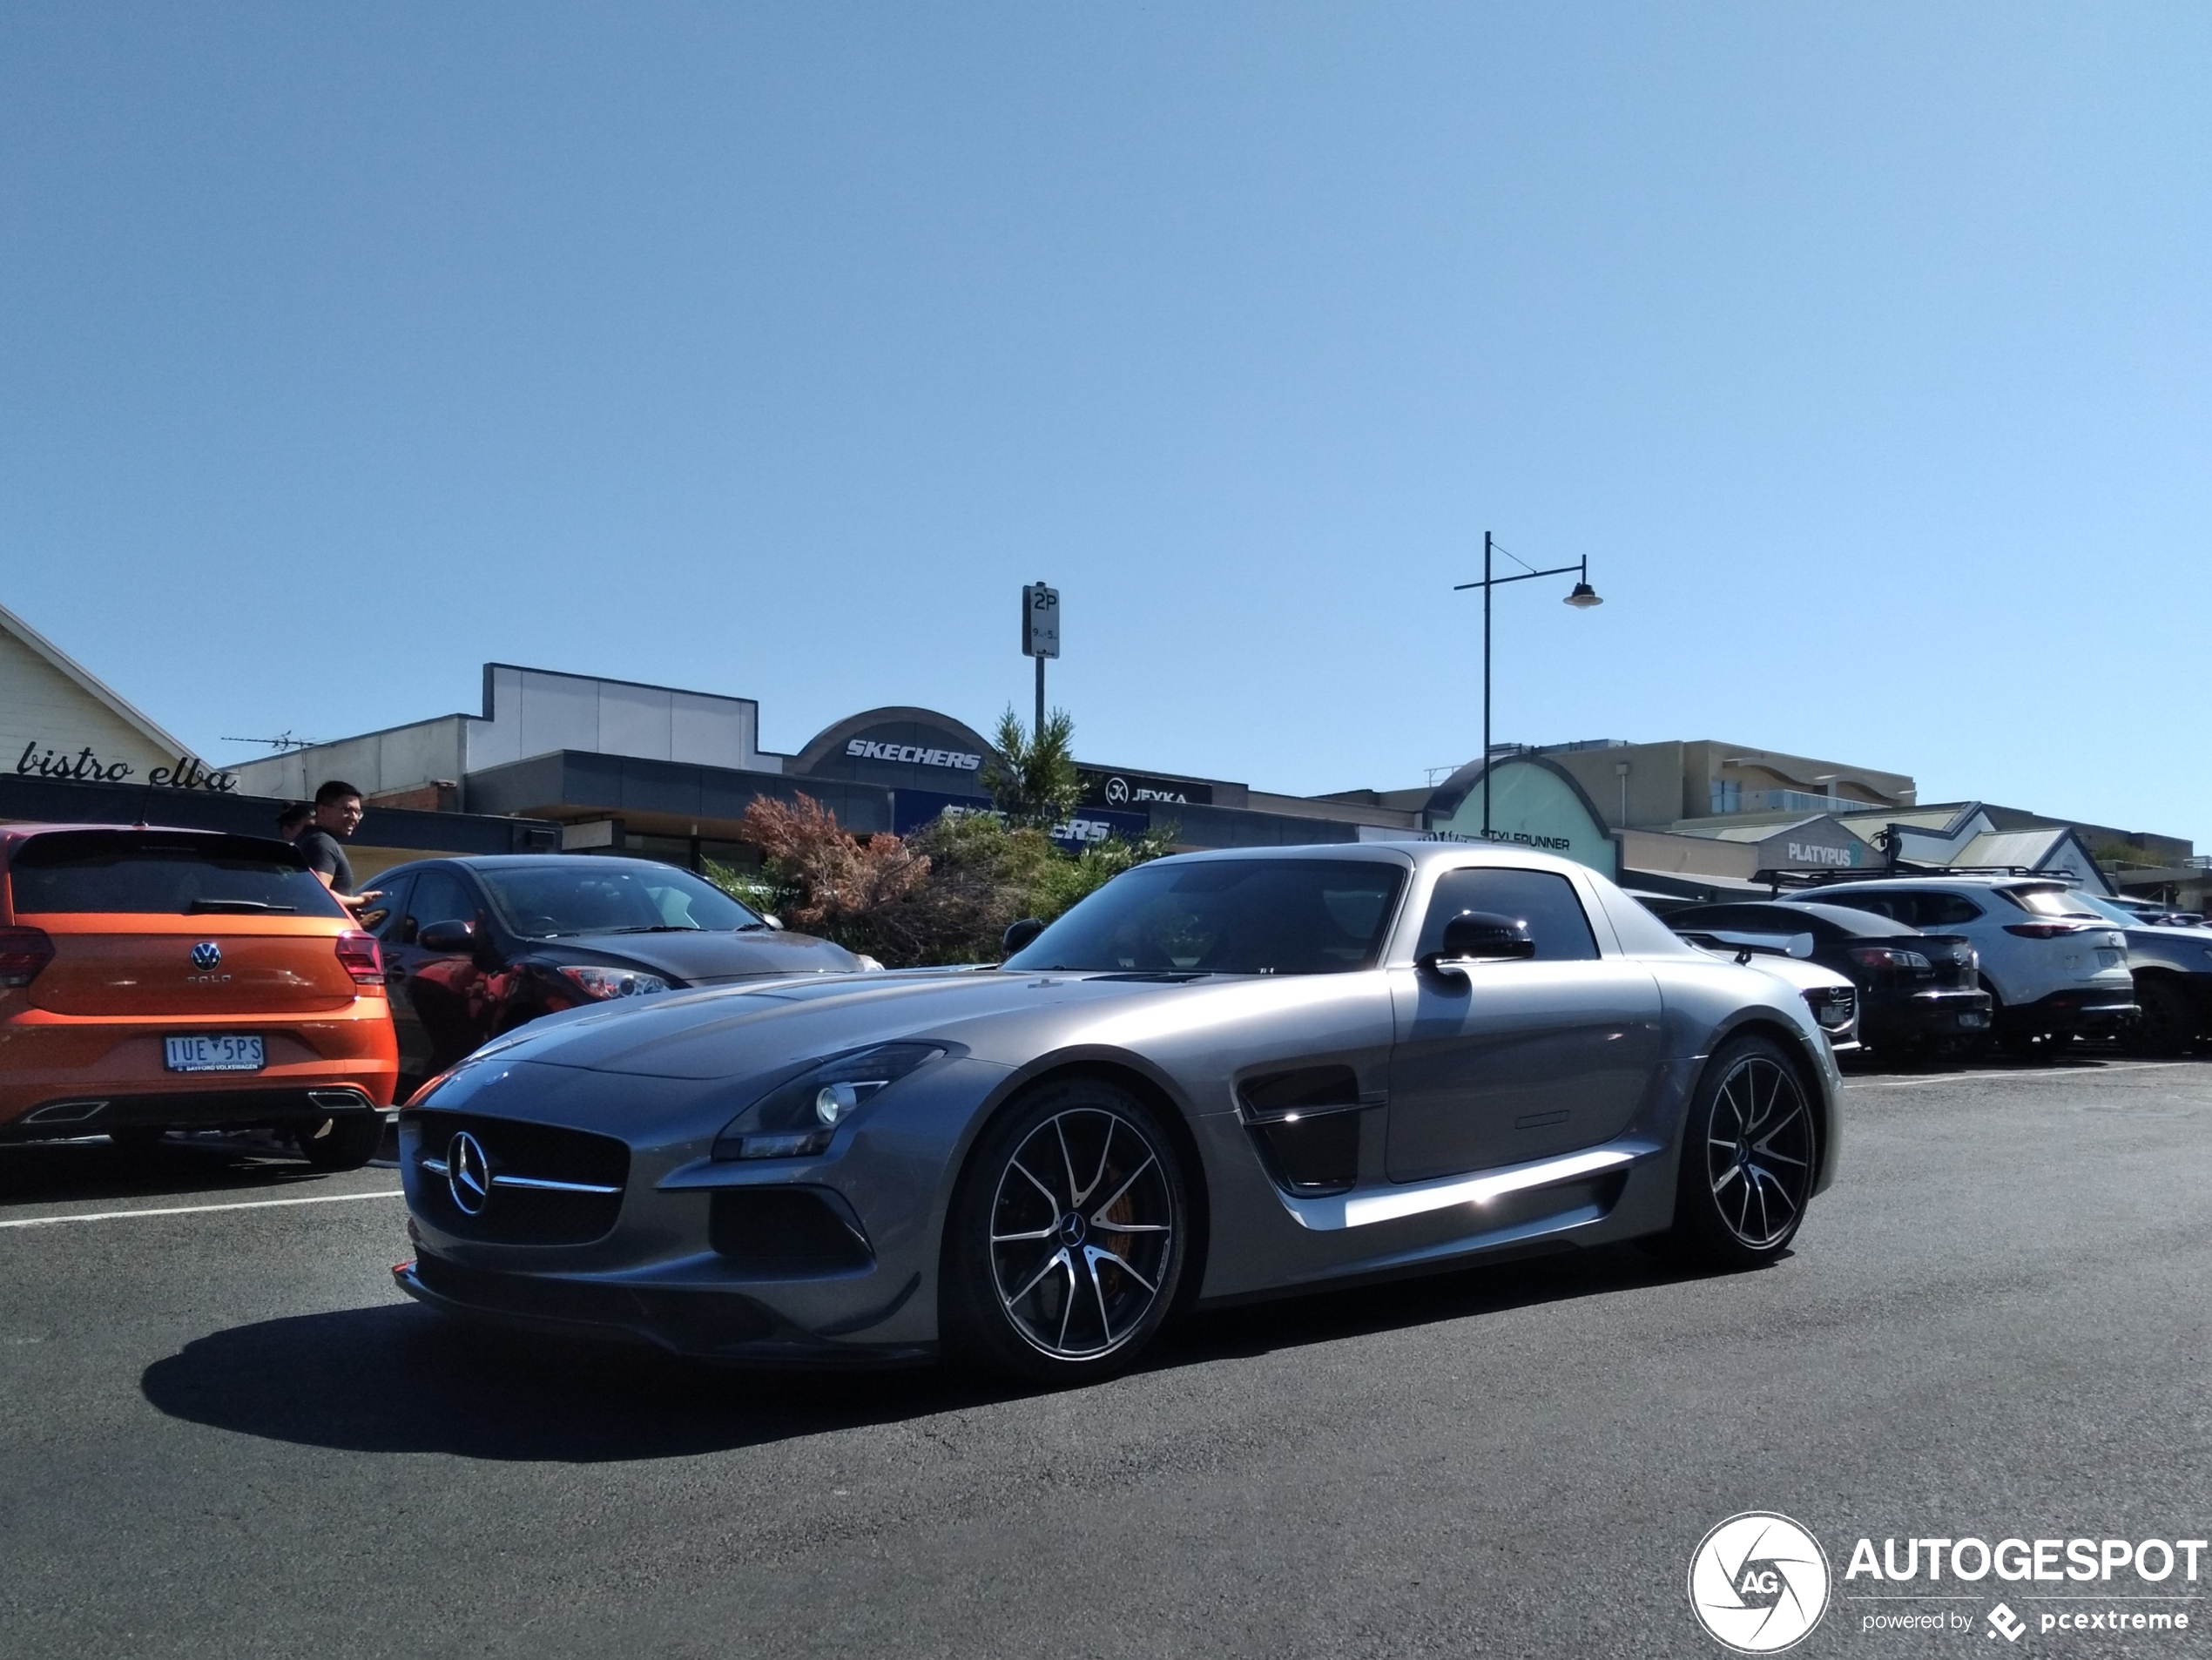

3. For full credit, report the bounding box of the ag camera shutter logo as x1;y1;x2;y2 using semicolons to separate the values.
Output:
1688;1513;1831;1653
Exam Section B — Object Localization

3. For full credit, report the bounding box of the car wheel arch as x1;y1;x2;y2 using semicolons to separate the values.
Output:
942;1051;1215;1322
1691;1013;1831;1189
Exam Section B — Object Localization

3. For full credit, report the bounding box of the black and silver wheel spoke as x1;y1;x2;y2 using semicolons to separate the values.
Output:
1703;1056;1813;1251
989;1107;1174;1361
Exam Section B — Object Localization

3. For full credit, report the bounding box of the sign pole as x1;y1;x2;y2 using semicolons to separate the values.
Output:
1021;581;1062;742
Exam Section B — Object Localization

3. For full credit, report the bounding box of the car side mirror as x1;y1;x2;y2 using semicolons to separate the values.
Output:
1002;917;1045;957
417;918;477;954
761;914;785;931
1419;911;1535;980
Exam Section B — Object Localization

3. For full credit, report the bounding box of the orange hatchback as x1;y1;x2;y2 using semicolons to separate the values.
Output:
0;825;399;1168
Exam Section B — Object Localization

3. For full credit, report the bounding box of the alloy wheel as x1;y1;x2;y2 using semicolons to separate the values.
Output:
987;1106;1175;1361
1702;1055;1813;1251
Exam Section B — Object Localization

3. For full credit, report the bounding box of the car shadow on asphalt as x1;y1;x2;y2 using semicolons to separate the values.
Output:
0;1135;374;1209
138;1241;1731;1462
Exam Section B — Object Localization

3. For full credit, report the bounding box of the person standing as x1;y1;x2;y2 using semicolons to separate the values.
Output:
296;779;371;913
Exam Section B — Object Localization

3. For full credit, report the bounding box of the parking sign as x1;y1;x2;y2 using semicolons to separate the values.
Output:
1022;582;1060;658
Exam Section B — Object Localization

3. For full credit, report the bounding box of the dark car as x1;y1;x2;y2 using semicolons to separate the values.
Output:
368;855;868;1099
1663;901;1991;1060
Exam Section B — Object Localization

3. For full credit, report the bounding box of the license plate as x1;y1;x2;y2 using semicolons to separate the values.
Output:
164;1035;265;1073
1957;1012;1988;1029
2095;949;2124;968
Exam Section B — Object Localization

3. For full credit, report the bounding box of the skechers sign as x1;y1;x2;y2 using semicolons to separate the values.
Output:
844;739;982;772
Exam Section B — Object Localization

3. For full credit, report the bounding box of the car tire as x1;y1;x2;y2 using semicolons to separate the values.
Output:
2130;977;2195;1057
941;1077;1189;1385
296;1115;386;1171
1665;1035;1817;1271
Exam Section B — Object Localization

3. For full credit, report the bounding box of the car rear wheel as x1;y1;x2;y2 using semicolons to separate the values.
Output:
2130;977;2195;1057
1667;1036;1816;1270
296;1115;385;1171
943;1078;1188;1385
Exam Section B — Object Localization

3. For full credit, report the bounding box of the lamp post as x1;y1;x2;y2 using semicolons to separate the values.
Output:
1453;532;1602;836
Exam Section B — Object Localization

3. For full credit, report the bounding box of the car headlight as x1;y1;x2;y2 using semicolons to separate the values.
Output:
712;1043;945;1160
558;964;671;1000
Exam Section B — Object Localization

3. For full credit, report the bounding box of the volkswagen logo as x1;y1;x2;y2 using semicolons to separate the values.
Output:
447;1130;491;1216
1687;1513;1831;1653
190;941;222;970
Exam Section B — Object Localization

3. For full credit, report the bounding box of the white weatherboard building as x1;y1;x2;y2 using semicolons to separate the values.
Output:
0;600;224;789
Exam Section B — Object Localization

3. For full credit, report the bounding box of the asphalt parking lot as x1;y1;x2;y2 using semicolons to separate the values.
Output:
3;1057;2207;1659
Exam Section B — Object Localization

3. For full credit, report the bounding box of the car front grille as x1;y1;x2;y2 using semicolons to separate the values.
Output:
409;1110;630;1245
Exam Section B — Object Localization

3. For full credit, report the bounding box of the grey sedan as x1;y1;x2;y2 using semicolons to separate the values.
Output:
393;843;1841;1382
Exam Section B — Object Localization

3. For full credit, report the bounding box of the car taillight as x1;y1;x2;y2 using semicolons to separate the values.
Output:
334;930;384;985
0;925;55;988
1846;945;1930;970
2003;923;2080;940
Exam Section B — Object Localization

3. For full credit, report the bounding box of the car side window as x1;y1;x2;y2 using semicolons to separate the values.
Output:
408;870;480;937
1824;892;1912;926
1418;868;1598;962
1919;893;1983;926
372;873;416;944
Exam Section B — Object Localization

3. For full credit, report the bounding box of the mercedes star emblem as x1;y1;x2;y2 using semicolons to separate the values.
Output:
447;1130;491;1216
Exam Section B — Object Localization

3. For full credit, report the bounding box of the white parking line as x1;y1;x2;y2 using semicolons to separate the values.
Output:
0;1188;405;1230
1844;1062;2198;1090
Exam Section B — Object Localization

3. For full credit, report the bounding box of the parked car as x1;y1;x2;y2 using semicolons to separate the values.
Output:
0;824;396;1166
1777;877;2134;1055
1668;918;1861;1053
1664;901;1988;1060
368;854;873;1100
2045;891;2212;1055
392;844;1842;1380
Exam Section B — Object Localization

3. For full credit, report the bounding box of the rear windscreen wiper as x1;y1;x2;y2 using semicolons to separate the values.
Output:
185;899;297;914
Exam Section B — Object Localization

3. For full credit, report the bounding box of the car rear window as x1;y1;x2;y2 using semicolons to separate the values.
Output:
6;831;347;918
2005;886;2104;920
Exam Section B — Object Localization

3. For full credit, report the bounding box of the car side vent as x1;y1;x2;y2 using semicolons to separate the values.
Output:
1238;1065;1366;1196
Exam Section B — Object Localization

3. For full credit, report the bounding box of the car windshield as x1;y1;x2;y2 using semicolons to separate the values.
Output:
1005;859;1406;975
7;830;347;917
476;861;763;938
2006;886;2106;921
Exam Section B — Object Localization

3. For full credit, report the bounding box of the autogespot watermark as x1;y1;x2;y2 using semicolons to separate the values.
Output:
1689;1517;2207;1649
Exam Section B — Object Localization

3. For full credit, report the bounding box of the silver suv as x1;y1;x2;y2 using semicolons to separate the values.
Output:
1780;877;2134;1055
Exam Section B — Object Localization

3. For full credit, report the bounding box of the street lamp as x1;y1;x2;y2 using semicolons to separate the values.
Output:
1453;531;1602;836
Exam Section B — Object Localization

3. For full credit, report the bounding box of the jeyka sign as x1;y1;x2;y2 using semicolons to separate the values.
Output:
16;741;239;793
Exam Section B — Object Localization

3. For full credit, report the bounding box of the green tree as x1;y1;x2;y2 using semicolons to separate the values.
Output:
981;705;1082;828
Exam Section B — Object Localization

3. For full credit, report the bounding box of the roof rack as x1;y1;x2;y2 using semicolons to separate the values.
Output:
1755;864;2057;892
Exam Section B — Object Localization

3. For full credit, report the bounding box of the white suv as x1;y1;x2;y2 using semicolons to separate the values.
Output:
1778;877;2134;1054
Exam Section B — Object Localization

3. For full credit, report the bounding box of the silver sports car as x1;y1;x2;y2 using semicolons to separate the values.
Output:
393;843;1841;1381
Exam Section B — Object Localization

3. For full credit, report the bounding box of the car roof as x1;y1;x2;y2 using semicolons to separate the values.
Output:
1685;900;1919;936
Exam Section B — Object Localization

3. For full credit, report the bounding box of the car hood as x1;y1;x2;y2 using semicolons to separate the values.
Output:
540;928;860;982
449;967;1390;1083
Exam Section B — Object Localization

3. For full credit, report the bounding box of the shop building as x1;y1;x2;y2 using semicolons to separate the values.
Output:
4;601;2195;908
0;605;556;874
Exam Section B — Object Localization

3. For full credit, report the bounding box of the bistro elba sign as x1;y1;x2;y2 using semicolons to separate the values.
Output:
16;740;239;793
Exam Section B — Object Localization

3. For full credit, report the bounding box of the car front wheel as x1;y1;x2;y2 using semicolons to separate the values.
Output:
943;1078;1188;1384
1668;1036;1816;1270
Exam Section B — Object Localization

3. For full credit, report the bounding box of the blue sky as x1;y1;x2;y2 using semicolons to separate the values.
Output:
4;4;2206;840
